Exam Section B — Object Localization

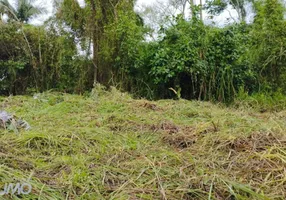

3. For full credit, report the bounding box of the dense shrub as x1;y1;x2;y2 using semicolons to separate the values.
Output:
126;18;255;102
0;23;93;95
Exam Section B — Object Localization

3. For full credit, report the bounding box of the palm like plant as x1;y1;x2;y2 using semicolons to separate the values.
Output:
0;0;46;23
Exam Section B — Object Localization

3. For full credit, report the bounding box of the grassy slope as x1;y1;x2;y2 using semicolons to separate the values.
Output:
0;88;285;200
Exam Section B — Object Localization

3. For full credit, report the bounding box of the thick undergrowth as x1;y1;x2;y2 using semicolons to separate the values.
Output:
0;88;285;199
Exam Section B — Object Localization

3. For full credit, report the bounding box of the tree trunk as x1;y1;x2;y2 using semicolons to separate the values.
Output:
182;0;187;19
189;0;194;18
200;0;203;20
90;0;98;85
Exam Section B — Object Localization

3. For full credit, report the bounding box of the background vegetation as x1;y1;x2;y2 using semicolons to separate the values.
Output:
1;0;286;106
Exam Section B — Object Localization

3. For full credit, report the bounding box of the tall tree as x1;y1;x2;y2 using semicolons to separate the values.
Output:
57;0;143;86
0;0;47;85
0;0;46;22
205;0;249;22
89;0;98;84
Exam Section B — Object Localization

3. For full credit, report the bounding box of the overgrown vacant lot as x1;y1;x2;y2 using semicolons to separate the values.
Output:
0;89;285;200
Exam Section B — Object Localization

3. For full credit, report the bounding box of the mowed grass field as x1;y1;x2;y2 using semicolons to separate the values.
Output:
0;88;285;200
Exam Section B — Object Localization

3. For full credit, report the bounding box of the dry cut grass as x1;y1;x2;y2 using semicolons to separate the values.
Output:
0;88;285;199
